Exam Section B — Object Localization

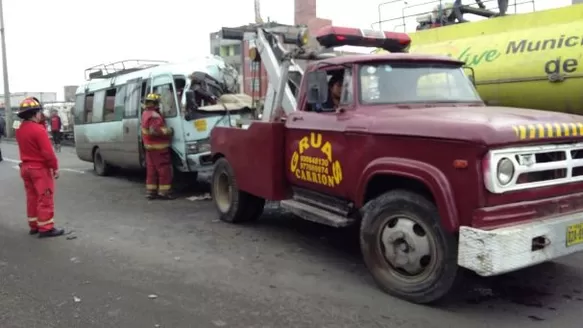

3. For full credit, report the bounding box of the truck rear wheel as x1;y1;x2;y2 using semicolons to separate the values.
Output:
360;190;458;304
212;157;265;223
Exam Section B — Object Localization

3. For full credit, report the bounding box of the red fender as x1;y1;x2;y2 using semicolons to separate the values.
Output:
356;157;459;232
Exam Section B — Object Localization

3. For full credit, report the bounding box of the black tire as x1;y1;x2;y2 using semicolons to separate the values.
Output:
360;190;458;304
93;148;112;176
211;157;265;223
172;168;198;193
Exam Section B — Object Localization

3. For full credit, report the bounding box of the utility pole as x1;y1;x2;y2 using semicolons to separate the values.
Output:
0;0;12;137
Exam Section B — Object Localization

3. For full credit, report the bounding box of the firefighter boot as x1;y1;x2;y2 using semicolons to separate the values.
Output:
38;227;65;238
0;148;3;162
146;192;158;200
157;193;176;200
29;229;38;235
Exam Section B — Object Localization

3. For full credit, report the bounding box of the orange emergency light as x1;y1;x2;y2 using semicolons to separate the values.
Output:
315;26;411;53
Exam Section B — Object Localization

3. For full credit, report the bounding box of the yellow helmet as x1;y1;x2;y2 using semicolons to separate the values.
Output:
17;97;43;118
145;93;161;103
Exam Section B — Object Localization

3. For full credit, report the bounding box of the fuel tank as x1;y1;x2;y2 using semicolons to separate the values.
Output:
404;4;583;114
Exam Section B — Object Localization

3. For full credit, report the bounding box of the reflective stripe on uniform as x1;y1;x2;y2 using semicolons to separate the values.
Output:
144;143;170;150
27;217;37;222
142;127;170;136
37;219;54;227
158;184;171;191
146;184;157;191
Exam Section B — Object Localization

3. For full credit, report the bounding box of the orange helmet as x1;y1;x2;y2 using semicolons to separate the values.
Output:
17;97;43;119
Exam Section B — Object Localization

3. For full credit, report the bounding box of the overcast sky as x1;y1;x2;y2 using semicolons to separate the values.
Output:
0;0;570;98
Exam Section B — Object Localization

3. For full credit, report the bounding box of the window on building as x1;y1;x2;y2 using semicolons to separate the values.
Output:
220;46;228;57
233;44;241;56
249;79;260;92
213;46;220;56
250;61;260;72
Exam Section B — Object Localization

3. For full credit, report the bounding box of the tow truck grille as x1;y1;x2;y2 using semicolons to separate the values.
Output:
485;143;583;193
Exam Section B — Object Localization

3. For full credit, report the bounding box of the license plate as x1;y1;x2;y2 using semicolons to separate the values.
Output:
566;223;583;247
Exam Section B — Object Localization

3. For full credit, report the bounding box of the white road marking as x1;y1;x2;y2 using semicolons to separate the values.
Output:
3;158;85;174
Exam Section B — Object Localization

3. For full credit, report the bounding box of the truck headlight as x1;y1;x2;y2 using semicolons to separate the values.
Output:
186;140;211;155
496;157;515;185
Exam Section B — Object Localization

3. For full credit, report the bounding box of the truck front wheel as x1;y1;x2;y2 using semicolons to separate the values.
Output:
360;190;458;304
212;157;265;223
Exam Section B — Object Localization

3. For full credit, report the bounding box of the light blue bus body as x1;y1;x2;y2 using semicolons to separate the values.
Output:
73;57;242;177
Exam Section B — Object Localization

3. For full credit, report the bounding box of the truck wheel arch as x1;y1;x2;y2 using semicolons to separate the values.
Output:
356;157;459;232
212;153;225;163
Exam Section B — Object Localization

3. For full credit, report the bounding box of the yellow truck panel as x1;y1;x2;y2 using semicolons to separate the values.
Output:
383;4;583;114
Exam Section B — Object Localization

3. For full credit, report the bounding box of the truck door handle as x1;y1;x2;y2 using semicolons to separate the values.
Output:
124;127;129;133
292;116;303;122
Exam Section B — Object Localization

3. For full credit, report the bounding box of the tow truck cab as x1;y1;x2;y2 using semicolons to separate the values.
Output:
210;25;583;304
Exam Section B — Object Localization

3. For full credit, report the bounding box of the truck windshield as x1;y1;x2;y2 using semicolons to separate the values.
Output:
359;62;481;104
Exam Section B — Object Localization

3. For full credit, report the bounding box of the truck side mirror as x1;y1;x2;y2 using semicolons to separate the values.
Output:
305;71;329;105
463;66;476;86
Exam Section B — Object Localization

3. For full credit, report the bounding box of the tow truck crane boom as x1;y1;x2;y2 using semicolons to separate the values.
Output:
220;25;336;122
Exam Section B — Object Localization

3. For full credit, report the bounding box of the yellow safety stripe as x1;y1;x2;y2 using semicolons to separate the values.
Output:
37;219;54;227
512;122;583;140
27;217;37;222
146;184;157;190
142;127;171;136
158;184;171;191
144;143;170;150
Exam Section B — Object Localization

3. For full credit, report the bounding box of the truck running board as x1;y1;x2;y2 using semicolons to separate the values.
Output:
280;200;355;228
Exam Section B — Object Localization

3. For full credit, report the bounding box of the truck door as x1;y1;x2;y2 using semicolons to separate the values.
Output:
151;74;185;161
285;67;355;199
119;78;144;168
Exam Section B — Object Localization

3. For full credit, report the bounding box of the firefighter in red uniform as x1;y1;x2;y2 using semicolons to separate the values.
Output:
15;97;65;238
141;93;174;200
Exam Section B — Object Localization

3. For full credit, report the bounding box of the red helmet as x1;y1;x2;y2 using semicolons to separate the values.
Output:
17;97;43;119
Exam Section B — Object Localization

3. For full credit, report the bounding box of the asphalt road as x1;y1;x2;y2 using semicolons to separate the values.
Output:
0;141;582;328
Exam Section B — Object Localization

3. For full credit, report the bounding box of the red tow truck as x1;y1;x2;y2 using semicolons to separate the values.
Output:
208;24;583;304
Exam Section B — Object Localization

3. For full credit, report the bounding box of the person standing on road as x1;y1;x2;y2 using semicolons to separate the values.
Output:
15;97;65;238
141;93;175;200
49;110;62;152
0;114;5;162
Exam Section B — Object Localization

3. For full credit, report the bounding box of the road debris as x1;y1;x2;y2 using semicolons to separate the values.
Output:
187;193;211;201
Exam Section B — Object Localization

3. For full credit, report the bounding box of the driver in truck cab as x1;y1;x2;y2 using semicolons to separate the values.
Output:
314;72;343;112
